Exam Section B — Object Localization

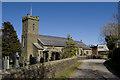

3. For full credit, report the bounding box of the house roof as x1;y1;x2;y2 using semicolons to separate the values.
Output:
39;35;91;50
76;41;92;50
97;44;109;51
90;46;97;49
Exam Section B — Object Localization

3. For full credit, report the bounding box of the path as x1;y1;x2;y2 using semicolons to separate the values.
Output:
69;59;120;80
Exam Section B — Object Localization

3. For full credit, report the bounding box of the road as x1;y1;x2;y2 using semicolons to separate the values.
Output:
69;59;120;80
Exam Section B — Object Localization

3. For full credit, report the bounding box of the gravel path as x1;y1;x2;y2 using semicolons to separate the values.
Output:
69;59;120;80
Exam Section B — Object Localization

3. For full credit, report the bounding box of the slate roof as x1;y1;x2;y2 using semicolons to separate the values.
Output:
76;41;91;50
39;35;68;47
39;35;91;50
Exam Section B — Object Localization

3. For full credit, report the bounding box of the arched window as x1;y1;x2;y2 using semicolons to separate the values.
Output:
61;48;63;52
77;50;79;55
23;37;25;47
33;24;35;31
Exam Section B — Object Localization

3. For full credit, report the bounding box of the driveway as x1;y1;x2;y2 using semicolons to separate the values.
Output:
69;59;120;80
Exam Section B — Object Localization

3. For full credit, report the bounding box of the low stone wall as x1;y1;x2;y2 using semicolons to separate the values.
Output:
77;56;87;60
2;57;81;79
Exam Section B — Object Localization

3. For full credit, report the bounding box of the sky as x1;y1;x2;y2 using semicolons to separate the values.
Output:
2;2;118;45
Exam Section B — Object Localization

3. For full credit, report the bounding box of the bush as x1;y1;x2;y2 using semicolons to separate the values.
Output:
100;52;109;55
19;62;23;67
106;48;120;75
108;50;114;58
106;58;120;75
112;48;120;61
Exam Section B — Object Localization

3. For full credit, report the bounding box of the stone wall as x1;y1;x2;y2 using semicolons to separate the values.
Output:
2;57;85;79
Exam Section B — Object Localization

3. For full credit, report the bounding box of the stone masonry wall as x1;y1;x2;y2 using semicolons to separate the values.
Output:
2;57;86;79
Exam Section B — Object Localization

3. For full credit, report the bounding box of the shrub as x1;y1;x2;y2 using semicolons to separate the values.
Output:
112;48;120;61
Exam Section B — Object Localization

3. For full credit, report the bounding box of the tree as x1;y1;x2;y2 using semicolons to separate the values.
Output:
62;34;79;58
100;14;119;58
105;35;118;50
2;22;21;60
101;21;118;49
100;14;119;43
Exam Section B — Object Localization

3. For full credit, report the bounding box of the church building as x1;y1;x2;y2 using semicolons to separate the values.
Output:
21;14;92;63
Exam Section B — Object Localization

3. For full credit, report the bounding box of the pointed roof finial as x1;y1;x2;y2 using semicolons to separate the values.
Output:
30;4;32;16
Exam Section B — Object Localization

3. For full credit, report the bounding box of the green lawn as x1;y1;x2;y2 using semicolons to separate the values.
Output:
56;62;82;78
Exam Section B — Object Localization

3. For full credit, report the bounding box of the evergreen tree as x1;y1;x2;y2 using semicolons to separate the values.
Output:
2;22;21;60
62;34;79;58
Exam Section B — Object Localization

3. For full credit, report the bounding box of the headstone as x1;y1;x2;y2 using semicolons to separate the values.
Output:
2;57;4;69
6;56;9;69
4;57;7;70
0;55;2;70
14;52;19;68
30;55;33;65
24;61;27;66
118;40;120;48
3;56;9;70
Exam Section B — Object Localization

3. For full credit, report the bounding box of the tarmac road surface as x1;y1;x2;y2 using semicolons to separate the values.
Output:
69;59;120;80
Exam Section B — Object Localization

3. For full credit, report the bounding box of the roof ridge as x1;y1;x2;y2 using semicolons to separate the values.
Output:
39;35;67;39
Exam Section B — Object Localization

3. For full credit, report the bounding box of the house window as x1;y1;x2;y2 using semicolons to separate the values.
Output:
99;46;104;49
33;24;35;31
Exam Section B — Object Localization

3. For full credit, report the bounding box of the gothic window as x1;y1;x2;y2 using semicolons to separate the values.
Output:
23;25;25;32
77;50;79;55
23;37;25;47
24;23;26;32
61;48;63;52
33;24;35;31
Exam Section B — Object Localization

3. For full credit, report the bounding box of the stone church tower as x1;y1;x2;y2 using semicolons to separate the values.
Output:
21;14;39;62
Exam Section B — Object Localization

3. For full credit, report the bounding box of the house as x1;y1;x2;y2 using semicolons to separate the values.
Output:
21;14;92;64
97;44;109;54
90;44;109;58
90;46;98;55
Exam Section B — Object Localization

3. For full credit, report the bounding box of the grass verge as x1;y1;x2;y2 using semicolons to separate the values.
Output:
56;62;82;78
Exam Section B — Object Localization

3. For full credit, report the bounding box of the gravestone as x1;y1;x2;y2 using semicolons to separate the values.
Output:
3;56;9;70
6;56;9;69
0;55;2;70
2;57;4;69
14;52;19;68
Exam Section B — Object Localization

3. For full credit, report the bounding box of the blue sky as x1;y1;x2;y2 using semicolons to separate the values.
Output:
2;2;118;45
